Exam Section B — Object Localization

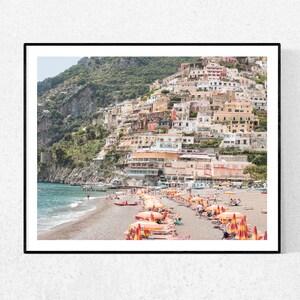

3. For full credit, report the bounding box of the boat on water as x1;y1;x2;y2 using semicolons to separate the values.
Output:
81;183;107;192
93;184;108;192
114;201;138;206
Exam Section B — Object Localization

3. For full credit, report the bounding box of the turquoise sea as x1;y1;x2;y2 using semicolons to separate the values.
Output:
37;182;115;233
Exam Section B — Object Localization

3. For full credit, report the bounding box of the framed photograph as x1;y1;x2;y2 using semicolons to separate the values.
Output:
24;43;280;253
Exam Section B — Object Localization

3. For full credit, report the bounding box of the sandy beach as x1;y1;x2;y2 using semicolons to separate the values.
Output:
38;194;141;240
38;188;267;240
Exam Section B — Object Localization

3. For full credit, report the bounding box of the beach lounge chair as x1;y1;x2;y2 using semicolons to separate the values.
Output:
173;217;183;226
170;235;191;240
148;234;175;240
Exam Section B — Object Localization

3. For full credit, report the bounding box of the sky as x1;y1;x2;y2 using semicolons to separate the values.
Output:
37;57;82;82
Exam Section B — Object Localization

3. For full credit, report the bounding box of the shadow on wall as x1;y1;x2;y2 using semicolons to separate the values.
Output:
281;49;300;253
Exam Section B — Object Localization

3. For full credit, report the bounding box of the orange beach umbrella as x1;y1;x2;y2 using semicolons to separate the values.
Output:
224;191;236;195
252;226;258;240
216;212;245;223
206;205;229;212
220;182;231;186
174;192;186;198
135;211;164;221
227;213;238;234
130;221;165;231
235;218;248;240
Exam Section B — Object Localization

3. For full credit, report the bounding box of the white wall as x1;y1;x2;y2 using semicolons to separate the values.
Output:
1;0;299;299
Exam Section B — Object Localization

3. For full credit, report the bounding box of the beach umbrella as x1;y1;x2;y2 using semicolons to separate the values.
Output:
174;192;186;198
227;213;238;234
252;226;258;240
206;200;210;208
216;212;245;223
207;206;230;212
236;218;248;240
264;231;267;240
150;213;155;222
220;182;231;186
130;221;165;231
135;211;164;221
224;191;236;195
143;229;150;238
193;197;204;201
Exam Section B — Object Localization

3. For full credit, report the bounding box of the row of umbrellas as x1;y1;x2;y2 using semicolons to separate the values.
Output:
168;189;267;241
125;192;174;240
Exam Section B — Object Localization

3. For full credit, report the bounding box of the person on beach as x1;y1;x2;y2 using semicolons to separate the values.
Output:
222;231;231;240
196;204;204;218
234;198;241;206
87;194;90;200
213;194;217;204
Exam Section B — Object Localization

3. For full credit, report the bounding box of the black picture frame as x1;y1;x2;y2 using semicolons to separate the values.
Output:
24;43;281;254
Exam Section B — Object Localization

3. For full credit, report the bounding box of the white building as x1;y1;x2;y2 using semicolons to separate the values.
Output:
220;132;267;150
172;118;198;134
196;80;241;92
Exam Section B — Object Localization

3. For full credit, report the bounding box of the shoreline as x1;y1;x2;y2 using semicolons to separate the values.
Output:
38;195;109;239
38;188;267;240
38;193;141;240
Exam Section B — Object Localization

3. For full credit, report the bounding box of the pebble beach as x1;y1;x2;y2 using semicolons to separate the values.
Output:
38;187;267;240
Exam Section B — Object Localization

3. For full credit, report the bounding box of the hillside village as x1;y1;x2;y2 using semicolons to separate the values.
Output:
39;56;268;186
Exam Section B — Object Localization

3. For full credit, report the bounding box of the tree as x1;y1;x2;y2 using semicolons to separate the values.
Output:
55;147;72;166
161;89;170;94
86;127;96;140
243;165;267;180
251;154;267;166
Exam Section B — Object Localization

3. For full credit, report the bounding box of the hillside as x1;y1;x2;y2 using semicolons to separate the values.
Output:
37;56;197;148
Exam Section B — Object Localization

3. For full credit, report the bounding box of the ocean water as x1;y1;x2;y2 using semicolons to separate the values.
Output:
37;182;115;233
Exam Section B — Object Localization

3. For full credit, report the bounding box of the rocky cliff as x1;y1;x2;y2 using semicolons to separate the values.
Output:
38;162;124;185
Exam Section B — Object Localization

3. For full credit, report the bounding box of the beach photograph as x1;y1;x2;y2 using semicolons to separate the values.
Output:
25;44;279;252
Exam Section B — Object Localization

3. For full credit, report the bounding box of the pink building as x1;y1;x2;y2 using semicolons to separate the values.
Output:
212;161;251;180
147;122;158;131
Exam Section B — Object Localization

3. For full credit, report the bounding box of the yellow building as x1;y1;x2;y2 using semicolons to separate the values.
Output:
213;101;259;133
152;95;170;112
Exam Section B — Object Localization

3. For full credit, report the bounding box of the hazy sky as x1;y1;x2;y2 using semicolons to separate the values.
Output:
37;57;82;82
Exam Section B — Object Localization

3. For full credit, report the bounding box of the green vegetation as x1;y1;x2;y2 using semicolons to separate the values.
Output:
43;124;110;168
37;57;200;149
254;109;267;131
253;75;267;85
161;89;170;94
244;165;267;180
189;111;198;118
219;61;246;72
183;138;222;149
155;126;168;133
219;149;267;166
38;57;196;98
219;148;267;180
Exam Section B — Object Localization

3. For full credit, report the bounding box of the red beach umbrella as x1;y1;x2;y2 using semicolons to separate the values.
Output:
236;218;248;240
150;213;155;222
228;213;238;234
264;231;267;240
252;226;258;240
